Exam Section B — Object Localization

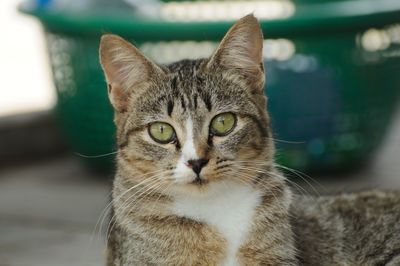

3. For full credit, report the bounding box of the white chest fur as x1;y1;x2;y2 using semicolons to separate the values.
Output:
171;183;262;266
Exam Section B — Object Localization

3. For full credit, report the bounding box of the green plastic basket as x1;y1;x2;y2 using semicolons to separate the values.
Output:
21;0;400;173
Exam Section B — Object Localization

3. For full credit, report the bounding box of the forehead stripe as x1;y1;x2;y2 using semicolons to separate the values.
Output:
167;100;174;116
193;94;198;109
202;93;212;111
180;95;186;111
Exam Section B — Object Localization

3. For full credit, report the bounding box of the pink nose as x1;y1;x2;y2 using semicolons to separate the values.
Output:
186;158;209;175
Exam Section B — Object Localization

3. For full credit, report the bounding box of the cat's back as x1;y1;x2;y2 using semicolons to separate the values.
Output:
291;190;400;266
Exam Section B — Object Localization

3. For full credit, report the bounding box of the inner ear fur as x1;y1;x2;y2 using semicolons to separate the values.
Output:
99;34;165;112
206;14;265;92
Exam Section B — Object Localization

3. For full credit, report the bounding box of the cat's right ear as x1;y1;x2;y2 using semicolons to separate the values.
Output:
206;15;265;93
99;34;165;112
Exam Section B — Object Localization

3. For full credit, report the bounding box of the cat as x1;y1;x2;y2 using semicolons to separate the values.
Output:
99;15;400;266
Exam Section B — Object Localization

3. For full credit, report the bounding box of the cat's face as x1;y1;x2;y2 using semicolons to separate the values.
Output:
100;15;274;195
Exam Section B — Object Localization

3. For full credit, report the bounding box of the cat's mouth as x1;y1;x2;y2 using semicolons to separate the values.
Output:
190;176;208;186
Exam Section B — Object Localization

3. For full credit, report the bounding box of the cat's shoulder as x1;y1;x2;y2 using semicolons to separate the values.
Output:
292;189;400;213
291;190;400;265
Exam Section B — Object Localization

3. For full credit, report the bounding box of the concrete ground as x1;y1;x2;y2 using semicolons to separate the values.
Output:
0;158;110;266
0;110;399;266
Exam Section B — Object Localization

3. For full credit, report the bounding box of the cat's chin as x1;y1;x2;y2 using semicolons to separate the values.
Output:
189;176;209;186
172;173;211;187
168;178;249;198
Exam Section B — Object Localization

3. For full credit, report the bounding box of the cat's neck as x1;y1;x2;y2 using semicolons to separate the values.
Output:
171;182;262;266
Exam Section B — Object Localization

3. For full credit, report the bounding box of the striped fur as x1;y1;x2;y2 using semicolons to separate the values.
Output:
100;15;400;266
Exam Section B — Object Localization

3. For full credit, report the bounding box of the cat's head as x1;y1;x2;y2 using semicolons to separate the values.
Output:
100;15;275;195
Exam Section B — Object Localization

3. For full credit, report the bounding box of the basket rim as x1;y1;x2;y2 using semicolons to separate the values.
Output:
20;0;400;40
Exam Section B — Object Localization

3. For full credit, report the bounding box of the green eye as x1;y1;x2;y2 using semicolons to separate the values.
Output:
149;122;175;144
210;112;236;136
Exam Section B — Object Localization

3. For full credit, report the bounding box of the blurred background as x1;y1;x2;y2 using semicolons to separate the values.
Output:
1;0;400;265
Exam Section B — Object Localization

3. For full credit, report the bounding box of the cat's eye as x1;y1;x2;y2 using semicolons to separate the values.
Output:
148;122;176;144
210;112;236;136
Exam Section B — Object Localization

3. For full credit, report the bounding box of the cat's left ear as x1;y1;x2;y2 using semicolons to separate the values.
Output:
206;14;265;93
99;34;166;112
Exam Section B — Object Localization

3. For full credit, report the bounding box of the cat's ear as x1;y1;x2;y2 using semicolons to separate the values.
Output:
99;34;165;112
206;14;265;92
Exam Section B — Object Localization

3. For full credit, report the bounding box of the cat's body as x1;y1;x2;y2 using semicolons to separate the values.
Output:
107;186;400;266
108;170;297;266
292;191;400;266
100;15;400;266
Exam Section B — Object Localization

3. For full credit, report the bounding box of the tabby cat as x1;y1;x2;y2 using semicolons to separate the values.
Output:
99;15;400;266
